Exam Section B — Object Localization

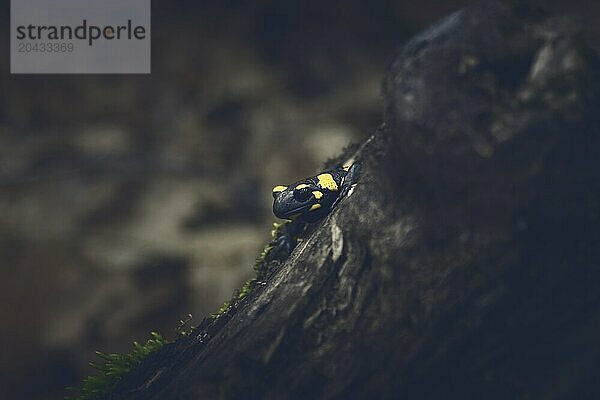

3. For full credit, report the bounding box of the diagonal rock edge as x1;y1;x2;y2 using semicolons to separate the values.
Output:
105;1;600;399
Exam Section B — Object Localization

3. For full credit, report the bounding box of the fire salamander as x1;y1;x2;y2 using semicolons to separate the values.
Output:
272;162;360;223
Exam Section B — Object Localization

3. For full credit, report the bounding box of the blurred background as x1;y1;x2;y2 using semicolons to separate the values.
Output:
0;1;597;399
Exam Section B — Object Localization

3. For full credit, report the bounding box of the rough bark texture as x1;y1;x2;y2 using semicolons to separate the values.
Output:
104;1;600;399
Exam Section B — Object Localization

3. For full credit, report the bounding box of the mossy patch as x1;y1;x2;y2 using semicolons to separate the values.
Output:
253;221;286;271
175;313;196;337
65;332;169;400
67;221;293;398
237;278;256;300
211;221;288;318
211;300;232;317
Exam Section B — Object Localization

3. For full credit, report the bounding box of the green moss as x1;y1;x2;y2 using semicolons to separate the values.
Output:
212;221;289;318
253;221;284;271
253;243;274;271
237;278;256;300
246;221;287;290
211;300;231;317
68;221;293;398
65;332;169;400
270;221;286;239
175;313;196;337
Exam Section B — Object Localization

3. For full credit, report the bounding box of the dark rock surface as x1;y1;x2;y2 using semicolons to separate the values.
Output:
101;1;600;399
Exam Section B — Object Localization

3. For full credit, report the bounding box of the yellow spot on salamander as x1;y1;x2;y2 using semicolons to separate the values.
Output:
295;183;310;190
317;173;338;191
309;203;321;211
272;185;287;193
312;191;323;199
342;163;352;172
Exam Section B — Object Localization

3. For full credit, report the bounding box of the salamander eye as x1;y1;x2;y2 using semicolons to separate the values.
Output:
293;186;312;202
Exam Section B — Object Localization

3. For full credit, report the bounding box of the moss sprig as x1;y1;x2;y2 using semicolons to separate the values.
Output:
65;332;169;400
